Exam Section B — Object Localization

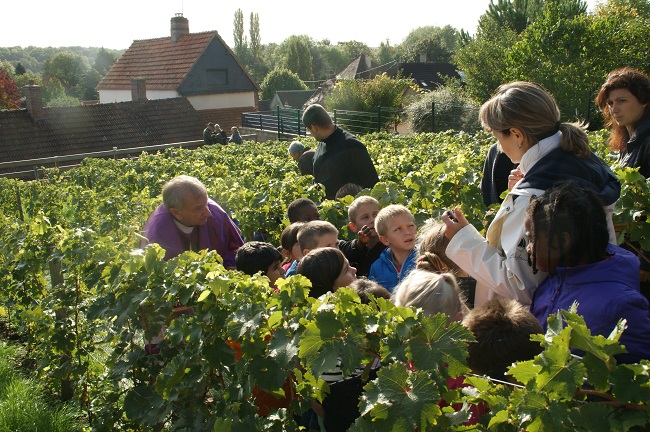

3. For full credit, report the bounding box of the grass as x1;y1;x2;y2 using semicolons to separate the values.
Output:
0;342;85;432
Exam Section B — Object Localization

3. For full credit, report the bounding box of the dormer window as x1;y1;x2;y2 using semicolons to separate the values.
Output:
207;69;228;86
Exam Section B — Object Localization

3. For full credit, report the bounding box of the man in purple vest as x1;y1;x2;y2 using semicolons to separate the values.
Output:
142;175;243;268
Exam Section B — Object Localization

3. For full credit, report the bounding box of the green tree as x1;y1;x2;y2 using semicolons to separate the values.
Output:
283;36;313;81
249;13;261;61
400;26;459;62
0;68;21;110
233;8;247;60
77;68;102;101
337;40;371;60
454;18;518;102
375;39;399;66
324;73;416;111
92;48;116;75
15;63;26;75
42;77;67;105
42;51;88;96
259;67;308;100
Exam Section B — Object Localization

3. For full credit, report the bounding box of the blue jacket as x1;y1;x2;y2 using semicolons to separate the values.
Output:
369;248;417;293
531;244;650;364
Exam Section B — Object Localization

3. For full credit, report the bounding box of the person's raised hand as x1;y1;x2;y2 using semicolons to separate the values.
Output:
508;167;524;190
357;224;376;244
442;207;469;240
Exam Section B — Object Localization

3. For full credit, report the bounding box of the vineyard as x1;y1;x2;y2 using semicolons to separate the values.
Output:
0;131;650;431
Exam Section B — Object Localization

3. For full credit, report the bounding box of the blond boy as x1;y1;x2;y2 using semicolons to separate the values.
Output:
368;204;418;292
285;220;339;276
345;196;386;277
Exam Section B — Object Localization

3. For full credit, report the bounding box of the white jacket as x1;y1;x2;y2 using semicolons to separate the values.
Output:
447;133;617;308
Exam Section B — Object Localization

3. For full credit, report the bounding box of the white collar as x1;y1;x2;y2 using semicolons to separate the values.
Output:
173;219;195;234
519;131;562;175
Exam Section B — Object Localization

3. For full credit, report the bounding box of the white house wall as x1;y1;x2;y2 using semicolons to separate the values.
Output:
188;92;255;110
99;89;179;103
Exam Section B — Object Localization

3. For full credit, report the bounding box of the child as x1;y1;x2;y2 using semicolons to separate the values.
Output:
463;298;543;380
287;198;320;223
392;269;469;323
279;222;305;271
285;220;339;277
349;278;392;304
296;247;357;298
345;195;386;277
235;241;285;288
417;219;477;308
369;204;418;292
526;182;650;364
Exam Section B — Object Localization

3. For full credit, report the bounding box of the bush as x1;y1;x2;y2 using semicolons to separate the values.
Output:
406;82;481;133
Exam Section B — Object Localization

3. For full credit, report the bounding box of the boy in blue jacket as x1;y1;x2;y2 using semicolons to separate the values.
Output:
369;204;418;292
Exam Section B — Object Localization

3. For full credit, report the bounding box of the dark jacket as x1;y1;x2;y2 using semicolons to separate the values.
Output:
481;143;516;206
516;147;620;206
203;127;215;144
312;127;379;199
531;244;650;364
619;115;650;178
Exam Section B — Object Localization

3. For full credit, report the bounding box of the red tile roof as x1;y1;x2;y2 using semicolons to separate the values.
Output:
0;98;206;166
97;32;216;90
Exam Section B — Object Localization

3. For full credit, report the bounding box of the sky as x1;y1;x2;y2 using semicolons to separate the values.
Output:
2;0;602;51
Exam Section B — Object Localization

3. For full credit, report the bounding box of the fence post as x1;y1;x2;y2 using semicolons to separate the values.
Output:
298;109;302;137
277;106;281;140
333;110;338;126
431;101;436;133
377;106;382;132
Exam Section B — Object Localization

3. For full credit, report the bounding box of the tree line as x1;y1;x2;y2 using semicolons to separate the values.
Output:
1;0;650;128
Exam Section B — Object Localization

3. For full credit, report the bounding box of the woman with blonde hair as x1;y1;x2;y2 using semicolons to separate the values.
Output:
442;81;620;307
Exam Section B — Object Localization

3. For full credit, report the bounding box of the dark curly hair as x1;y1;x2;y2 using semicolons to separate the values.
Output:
525;181;609;275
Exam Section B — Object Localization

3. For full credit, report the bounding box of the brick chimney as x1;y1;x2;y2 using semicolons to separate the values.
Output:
24;81;46;123
171;14;189;43
131;78;147;102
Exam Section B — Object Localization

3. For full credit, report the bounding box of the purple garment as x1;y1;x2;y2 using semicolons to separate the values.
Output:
141;199;244;268
531;244;650;364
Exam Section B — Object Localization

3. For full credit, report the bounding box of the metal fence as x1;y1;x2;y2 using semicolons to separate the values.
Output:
241;106;403;139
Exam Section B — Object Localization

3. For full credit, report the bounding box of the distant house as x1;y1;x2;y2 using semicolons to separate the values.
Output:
269;90;316;111
0;82;206;178
97;14;259;129
385;61;461;91
336;54;381;80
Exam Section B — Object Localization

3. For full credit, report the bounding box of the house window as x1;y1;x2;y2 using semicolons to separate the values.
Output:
207;69;228;85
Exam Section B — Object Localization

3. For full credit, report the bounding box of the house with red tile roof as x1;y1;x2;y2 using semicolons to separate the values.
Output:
97;14;259;129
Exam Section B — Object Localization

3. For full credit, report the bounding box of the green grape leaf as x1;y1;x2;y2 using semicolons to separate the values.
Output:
534;326;586;399
267;326;299;366
298;310;346;378
408;314;473;377
359;362;442;430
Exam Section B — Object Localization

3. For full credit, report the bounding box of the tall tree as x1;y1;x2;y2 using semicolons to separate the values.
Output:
0;68;21;110
233;9;247;59
283;36;313;81
15;63;26;75
249;12;261;60
93;48;116;75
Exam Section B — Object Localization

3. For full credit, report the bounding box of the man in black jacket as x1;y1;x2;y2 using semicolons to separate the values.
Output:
302;104;379;199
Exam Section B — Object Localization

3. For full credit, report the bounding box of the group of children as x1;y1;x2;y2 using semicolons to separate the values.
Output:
229;180;650;429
